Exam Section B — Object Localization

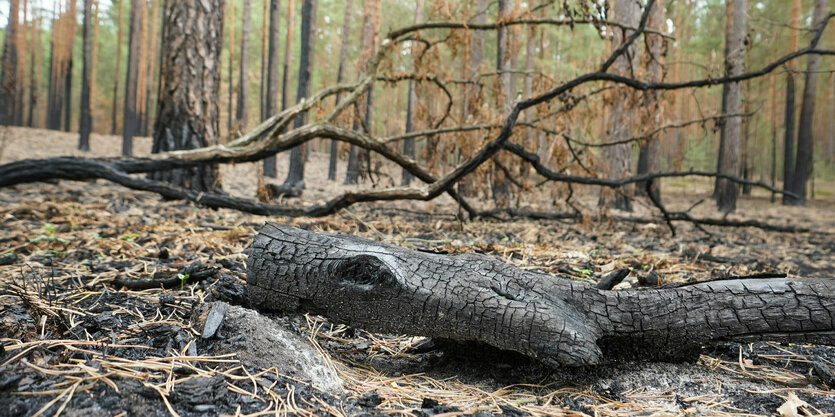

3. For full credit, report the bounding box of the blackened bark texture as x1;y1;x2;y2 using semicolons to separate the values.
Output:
781;0;801;205
0;0;20;125
490;0;513;207
149;0;224;192
787;0;827;206
78;0;94;151
236;0;251;129
328;0;353;181
401;0;423;186
262;0;281;178
714;0;746;213
123;0;145;156
635;0;664;200
111;0;124;134
282;0;317;192
600;0;639;212
247;224;835;367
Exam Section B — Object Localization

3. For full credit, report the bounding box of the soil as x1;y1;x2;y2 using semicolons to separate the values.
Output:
1;127;834;417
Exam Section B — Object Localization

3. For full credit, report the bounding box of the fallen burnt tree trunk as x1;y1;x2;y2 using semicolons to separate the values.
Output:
246;223;835;367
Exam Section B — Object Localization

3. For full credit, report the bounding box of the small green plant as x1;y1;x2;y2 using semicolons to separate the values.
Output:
120;233;141;242
29;222;69;244
571;267;594;276
178;273;190;289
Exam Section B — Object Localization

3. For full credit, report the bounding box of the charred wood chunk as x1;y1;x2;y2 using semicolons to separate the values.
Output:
246;223;835;367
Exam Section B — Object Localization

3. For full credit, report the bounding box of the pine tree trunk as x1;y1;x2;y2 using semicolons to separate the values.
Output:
142;0;161;136
327;0;353;181
0;0;20;125
78;0;94;151
149;0;224;192
262;0;282;178
259;0;268;122
636;0;665;200
401;0;423;186
122;0;145;156
236;0;251;129
282;0;317;192
781;0;801;204
601;0;640;212
715;0;747;213
111;0;123;134
787;0;827;206
227;0;235;134
27;14;39;128
490;0;513;206
345;0;380;185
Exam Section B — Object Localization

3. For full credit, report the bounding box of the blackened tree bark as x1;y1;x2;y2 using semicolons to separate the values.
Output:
142;0;161;136
781;0;801;205
401;0;423;186
247;224;835;367
787;0;827;206
490;0;513;206
62;0;77;133
0;0;20;125
281;0;317;193
327;0;353;181
262;0;281;177
236;0;251;129
600;0;639;212
260;0;268;122
27;14;40;128
79;0;94;151
111;0;124;134
123;0;145;156
149;0;224;192
635;0;665;200
226;0;235;133
714;0;747;213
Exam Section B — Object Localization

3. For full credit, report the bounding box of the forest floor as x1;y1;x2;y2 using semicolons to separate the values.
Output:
1;127;835;417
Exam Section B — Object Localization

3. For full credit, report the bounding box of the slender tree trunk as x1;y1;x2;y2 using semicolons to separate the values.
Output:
829;73;835;166
281;0;294;115
769;53;778;203
0;0;20;125
14;0;26;126
520;1;536;183
401;0;423;186
111;0;123;134
490;0;513;206
79;0;94;151
123;0;145;156
715;0;747;213
62;0;77;133
600;0;640;212
328;0;353;181
787;0;827;206
636;0;665;200
150;0;225;191
781;0;801;204
281;0;316;192
262;0;281;177
345;0;381;185
27;11;39;128
227;0;235;134
713;0;734;196
236;0;251;129
141;0;161;136
260;0;268;122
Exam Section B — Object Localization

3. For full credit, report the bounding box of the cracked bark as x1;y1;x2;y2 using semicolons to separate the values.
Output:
247;223;835;367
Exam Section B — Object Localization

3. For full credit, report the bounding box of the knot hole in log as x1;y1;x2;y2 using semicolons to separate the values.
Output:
334;255;398;290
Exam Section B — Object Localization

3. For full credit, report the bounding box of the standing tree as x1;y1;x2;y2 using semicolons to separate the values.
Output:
401;0;423;186
714;0;747;213
787;0;827;206
142;0;161;136
27;10;41;128
123;0;145;156
280;0;317;195
635;0;666;199
600;0;640;212
781;0;801;204
149;0;224;191
262;0;281;177
227;0;236;133
111;0;124;134
259;0;268;122
0;0;21;125
327;0;353;181
62;0;77;132
79;0;95;151
236;0;251;130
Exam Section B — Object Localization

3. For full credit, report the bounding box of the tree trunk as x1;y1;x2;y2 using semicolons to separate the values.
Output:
781;0;801;205
281;0;317;193
281;0;294;117
0;0;20;125
600;0;640;212
260;0;268;122
714;0;746;213
490;0;513;206
26;11;40;128
327;0;353;181
142;0;161;136
78;0;94;151
148;0;224;192
123;0;145;156
787;0;827;206
636;0;665;200
247;223;835;367
262;0;282;177
236;0;251;130
401;0;423;186
345;0;380;185
111;0;123;134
